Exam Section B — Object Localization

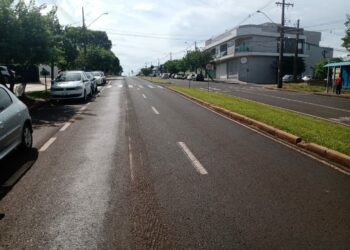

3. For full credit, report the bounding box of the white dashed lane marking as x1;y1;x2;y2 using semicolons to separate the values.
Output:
152;106;160;115
177;142;208;175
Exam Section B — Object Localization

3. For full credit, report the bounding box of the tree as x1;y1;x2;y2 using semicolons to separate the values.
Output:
314;58;342;79
183;50;212;72
140;67;152;76
342;15;350;51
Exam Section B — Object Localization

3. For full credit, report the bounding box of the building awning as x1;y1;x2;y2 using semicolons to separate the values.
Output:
324;61;350;67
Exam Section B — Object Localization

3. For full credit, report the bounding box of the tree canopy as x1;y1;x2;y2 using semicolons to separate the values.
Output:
0;0;122;78
342;15;350;51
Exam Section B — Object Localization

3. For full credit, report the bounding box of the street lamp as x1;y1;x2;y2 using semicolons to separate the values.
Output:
257;10;284;88
87;12;109;28
256;10;278;25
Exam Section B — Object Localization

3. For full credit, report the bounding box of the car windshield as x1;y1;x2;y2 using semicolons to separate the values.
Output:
56;72;81;82
92;72;101;77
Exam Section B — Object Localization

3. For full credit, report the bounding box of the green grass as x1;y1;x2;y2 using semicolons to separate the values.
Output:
281;83;350;94
283;83;327;93
26;90;50;100
170;86;350;156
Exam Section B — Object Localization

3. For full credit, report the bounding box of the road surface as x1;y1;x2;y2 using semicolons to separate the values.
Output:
0;77;349;249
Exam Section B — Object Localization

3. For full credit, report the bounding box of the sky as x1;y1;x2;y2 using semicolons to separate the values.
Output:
38;0;350;75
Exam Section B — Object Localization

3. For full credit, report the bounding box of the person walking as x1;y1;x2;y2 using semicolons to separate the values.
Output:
335;74;342;95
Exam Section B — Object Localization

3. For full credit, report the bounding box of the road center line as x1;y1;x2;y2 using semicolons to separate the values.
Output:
39;137;57;152
152;106;160;115
59;122;71;132
142;94;147;99
148;85;154;89
177;142;208;175
128;85;134;88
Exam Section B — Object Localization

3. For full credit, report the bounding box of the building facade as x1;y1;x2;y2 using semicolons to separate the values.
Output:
204;23;333;83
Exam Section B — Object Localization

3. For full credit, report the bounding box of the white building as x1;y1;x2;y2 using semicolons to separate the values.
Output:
204;23;333;83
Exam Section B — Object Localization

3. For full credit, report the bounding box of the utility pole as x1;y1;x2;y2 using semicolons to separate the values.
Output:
276;0;294;88
293;19;300;82
82;7;87;68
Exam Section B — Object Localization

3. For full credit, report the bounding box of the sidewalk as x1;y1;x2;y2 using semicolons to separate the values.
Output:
14;77;51;93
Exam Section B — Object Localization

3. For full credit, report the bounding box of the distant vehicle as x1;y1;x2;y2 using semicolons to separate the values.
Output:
196;73;204;81
161;73;170;79
99;71;107;84
302;75;312;82
0;85;33;160
51;71;92;102
92;71;104;85
187;73;196;80
175;73;185;79
282;74;294;83
85;72;98;95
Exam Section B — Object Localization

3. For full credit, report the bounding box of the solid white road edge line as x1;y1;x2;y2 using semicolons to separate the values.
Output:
177;142;208;175
39;137;57;152
59;122;71;132
142;94;147;99
152;106;160;115
177;94;350;176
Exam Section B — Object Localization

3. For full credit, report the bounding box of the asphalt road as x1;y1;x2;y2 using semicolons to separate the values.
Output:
0;77;349;249
166;78;350;126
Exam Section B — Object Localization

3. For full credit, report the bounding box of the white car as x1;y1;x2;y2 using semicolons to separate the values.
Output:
51;71;92;102
302;75;312;82
92;71;103;85
0;85;33;160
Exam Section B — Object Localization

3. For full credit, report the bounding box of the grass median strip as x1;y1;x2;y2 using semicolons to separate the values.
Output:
170;86;350;156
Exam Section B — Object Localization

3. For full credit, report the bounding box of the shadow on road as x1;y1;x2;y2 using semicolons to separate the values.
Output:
0;148;38;202
30;100;85;128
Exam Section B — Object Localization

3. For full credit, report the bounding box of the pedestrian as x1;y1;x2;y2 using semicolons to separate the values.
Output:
335;74;342;95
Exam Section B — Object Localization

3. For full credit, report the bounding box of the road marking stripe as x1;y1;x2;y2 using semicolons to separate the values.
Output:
157;86;164;89
152;106;160;115
59;122;71;132
39;137;56;152
118;84;123;88
177;94;350;176
129;85;134;88
142;94;147;99
139;85;144;88
178;142;208;175
128;137;135;182
148;85;155;89
107;85;112;89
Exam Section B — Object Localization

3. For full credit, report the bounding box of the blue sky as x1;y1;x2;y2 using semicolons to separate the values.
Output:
40;0;350;75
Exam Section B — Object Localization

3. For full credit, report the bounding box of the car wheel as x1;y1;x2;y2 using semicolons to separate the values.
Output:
82;90;87;103
21;123;32;151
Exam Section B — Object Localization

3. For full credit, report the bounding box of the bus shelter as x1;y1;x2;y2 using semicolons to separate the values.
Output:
324;61;350;89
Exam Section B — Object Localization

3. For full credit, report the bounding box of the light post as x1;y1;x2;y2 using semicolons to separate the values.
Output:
87;12;109;28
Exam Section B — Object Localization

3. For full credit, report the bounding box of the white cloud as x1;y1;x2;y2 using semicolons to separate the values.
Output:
133;2;154;11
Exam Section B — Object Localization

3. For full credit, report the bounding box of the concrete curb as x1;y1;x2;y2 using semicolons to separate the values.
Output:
167;87;350;170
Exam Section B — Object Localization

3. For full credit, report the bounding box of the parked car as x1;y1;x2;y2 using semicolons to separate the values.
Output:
99;71;107;84
85;72;98;94
302;75;312;82
161;73;170;79
0;85;33;160
51;71;92;102
196;73;204;81
92;71;104;85
187;73;196;80
282;74;294;83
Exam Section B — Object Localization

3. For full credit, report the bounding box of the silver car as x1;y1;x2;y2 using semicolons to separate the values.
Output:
0;85;33;160
51;71;92;102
